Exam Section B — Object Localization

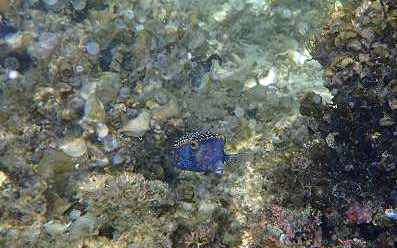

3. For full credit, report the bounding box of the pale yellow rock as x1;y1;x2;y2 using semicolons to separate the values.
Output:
120;110;151;136
152;97;179;121
33;87;54;102
0;170;8;187
60;137;87;157
37;149;74;178
83;96;106;123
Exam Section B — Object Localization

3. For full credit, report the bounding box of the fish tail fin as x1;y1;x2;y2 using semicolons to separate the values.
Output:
224;153;243;166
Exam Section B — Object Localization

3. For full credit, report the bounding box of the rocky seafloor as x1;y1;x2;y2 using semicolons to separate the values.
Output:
2;0;397;247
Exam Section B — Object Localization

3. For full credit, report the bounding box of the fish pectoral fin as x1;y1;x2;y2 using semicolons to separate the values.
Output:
208;160;224;174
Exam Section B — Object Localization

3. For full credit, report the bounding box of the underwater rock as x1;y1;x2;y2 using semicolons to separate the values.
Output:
68;214;97;240
379;117;394;127
64;96;85;120
233;106;245;118
243;77;258;91
44;220;70;236
70;0;87;11
76;172;175;247
153;91;169;105
299;91;324;118
34;87;54;102
80;72;121;105
245;85;270;102
95;122;109;140
388;99;397;110
85;41;99;55
268;0;397;245
120;110;151;137
0;20;16;39
118;86;130;98
0;169;8;186
198;201;219;215
69;209;81;220
88;145;109;168
50;190;73;216
111;149;125;165
102;134;119;151
59;137;87;158
151;95;179;121
37;149;74;178
82;96;106;123
345;201;373;224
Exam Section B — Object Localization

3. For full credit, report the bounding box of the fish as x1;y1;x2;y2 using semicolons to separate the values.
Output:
173;130;235;174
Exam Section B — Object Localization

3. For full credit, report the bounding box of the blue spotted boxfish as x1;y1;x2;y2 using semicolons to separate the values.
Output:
173;131;236;174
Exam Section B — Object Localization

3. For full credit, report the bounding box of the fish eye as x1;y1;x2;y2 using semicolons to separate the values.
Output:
190;140;198;150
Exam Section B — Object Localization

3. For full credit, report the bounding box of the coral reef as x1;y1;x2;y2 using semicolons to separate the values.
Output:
74;172;176;247
3;0;384;247
254;0;397;246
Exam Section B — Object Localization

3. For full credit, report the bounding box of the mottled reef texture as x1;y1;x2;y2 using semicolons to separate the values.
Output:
262;0;397;247
3;0;397;247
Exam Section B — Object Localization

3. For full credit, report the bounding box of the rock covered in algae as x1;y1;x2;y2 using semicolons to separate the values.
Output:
68;214;97;240
75;172;176;247
260;0;397;246
303;0;397;203
83;97;105;124
120;109;151;136
80;72;121;106
37;149;75;178
59;137;87;158
43;220;70;237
